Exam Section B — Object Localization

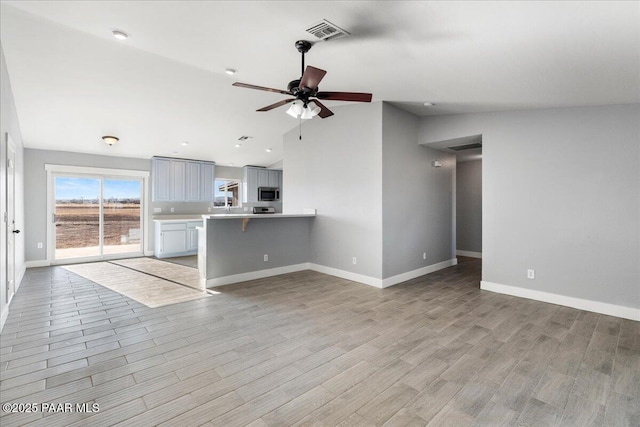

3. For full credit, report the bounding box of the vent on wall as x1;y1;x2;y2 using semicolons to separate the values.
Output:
305;19;350;41
448;142;482;151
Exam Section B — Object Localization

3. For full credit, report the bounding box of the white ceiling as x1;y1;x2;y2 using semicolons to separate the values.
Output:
1;1;638;166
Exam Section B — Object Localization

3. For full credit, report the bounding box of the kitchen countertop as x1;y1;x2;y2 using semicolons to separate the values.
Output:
204;213;315;219
153;215;205;222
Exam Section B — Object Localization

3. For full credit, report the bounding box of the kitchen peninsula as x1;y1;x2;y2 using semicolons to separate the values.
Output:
198;212;316;287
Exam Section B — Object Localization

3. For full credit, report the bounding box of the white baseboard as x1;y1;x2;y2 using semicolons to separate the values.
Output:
308;263;383;288
456;250;482;259
144;250;154;257
381;258;458;288
481;281;640;321
207;263;310;287
15;263;26;292
25;260;50;268
206;259;461;290
1;264;26;333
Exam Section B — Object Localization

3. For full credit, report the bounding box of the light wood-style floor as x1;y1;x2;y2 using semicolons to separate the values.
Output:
1;258;638;426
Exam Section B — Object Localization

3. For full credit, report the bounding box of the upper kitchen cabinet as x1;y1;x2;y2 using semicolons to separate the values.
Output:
152;156;215;202
200;162;215;201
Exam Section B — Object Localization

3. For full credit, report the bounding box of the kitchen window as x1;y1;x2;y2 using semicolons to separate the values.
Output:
214;179;240;207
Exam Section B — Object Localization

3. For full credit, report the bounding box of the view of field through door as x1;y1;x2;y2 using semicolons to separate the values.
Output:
54;175;143;261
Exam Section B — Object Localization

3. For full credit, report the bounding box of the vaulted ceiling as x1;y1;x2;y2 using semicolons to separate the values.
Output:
1;1;638;166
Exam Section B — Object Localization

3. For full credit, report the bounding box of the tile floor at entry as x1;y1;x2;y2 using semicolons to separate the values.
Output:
0;258;638;426
62;261;208;308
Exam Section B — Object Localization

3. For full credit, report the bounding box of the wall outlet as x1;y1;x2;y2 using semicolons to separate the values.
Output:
352;257;357;265
37;242;43;249
264;254;268;262
153;207;162;213
244;207;248;212
207;207;212;212
170;207;174;213
527;269;535;279
423;252;427;260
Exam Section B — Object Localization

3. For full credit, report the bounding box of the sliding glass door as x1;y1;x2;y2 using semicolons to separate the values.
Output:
54;175;143;262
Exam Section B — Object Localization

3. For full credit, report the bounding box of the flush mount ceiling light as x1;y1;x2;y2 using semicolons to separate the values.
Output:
225;69;236;75
101;135;119;146
265;148;272;152
181;141;189;146
111;30;129;40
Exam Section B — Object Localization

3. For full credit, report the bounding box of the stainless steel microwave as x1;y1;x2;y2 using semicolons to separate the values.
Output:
258;187;280;201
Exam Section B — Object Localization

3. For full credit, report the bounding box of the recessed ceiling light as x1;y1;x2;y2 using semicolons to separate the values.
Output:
234;144;241;148
111;30;129;40
225;69;236;75
423;102;434;107
171;151;178;154
181;141;189;146
229;163;234;166
265;148;272;153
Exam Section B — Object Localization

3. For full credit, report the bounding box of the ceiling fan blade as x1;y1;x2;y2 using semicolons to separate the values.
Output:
299;66;327;91
257;98;295;112
232;82;291;95
316;91;373;102
310;100;334;119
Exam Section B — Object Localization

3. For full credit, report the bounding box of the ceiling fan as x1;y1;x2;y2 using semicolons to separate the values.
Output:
232;40;372;119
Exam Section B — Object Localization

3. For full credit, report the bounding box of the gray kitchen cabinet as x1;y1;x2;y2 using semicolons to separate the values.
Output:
154;220;203;258
200;162;215;201
257;168;269;188
187;221;199;252
156;222;187;257
152;157;172;201
152;156;215;202
267;169;280;187
243;166;259;203
186;161;201;201
170;160;186;201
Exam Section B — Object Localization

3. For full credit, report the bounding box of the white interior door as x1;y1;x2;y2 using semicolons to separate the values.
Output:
6;134;17;304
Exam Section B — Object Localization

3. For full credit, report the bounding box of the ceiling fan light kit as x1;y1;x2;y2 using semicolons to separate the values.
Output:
232;40;372;120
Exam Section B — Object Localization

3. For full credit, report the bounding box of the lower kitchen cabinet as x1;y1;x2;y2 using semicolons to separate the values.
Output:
154;220;203;258
187;222;199;252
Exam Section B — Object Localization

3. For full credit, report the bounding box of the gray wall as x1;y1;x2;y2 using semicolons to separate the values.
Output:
421;104;640;309
1;42;25;328
456;159;482;253
382;103;455;278
24;149;151;259
205;217;311;279
283;102;384;279
23;149;248;261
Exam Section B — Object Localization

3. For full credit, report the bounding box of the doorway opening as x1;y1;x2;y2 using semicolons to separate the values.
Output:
455;158;483;259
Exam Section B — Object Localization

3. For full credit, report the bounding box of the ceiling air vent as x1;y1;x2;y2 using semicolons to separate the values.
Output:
305;19;350;41
238;136;252;141
447;143;482;151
